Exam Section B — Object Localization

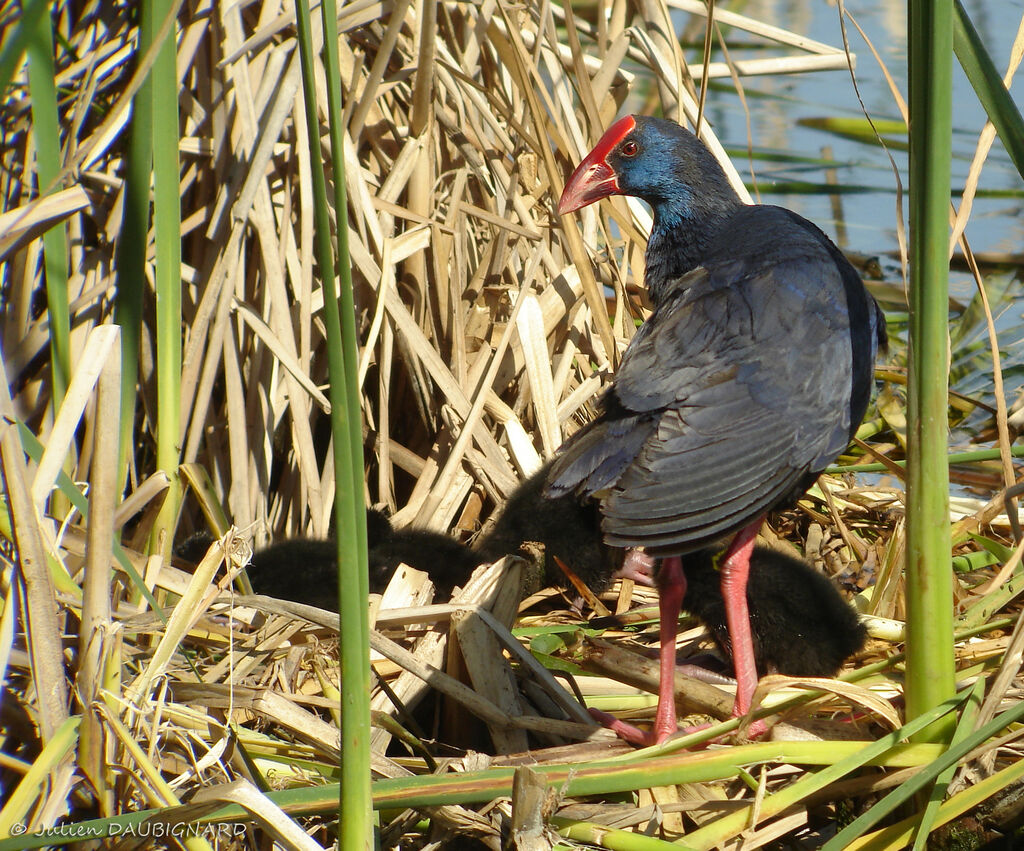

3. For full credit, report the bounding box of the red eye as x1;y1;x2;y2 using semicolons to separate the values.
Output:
621;140;639;157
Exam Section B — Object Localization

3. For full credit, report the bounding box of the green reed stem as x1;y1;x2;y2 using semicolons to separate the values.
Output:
292;1;372;844
148;0;182;561
904;0;956;740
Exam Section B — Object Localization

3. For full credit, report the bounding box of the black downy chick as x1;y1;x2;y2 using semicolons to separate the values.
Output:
682;547;867;678
244;537;342;610
175;509;482;608
474;460;622;596
365;515;483;598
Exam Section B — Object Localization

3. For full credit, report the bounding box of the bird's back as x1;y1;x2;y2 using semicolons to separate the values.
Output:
548;205;882;555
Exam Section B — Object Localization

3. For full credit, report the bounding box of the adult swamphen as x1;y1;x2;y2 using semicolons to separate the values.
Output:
549;114;886;744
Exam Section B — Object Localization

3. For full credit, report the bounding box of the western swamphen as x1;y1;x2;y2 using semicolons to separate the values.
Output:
549;114;886;744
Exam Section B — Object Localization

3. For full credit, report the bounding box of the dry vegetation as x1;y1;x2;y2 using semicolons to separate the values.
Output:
2;0;1024;848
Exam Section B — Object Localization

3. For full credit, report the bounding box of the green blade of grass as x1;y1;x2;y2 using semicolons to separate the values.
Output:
0;715;81;837
558;821;691;849
148;0;182;562
909;677;984;849
822;686;1024;850
113;0;154;489
828;443;1024;473
12;420;168;620
0;0;48;96
1;739;949;848
678;694;966;850
846;746;1024;850
25;5;69;405
953;0;1024;181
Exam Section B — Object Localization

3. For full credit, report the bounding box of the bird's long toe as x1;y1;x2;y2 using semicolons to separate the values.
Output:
588;707;683;746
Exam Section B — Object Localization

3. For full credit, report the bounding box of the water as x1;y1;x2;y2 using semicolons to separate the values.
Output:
683;0;1024;453
697;0;1024;261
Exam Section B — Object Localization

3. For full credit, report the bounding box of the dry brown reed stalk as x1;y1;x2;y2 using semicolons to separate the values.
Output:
2;0;1024;847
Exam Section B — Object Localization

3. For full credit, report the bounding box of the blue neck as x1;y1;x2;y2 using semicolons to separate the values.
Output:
644;202;733;304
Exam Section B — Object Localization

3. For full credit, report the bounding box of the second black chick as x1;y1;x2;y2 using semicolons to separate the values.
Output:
682;547;867;678
178;509;483;608
365;515;483;598
174;529;340;608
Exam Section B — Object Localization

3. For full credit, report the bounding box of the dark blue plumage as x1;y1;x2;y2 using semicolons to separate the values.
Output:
552;114;884;744
550;118;885;553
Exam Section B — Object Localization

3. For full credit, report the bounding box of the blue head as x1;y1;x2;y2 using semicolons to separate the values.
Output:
559;115;742;298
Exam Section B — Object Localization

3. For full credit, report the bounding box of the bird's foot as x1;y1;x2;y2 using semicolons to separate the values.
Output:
733;713;769;741
588;708;715;746
590;705;772;746
613;549;657;587
677;660;735;686
727;695;771;740
588;707;670;746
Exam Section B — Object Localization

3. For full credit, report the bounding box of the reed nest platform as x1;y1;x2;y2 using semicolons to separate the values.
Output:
2;0;1023;848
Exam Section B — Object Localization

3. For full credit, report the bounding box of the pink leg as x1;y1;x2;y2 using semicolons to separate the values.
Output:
720;520;767;738
589;555;687;746
652;556;687;741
